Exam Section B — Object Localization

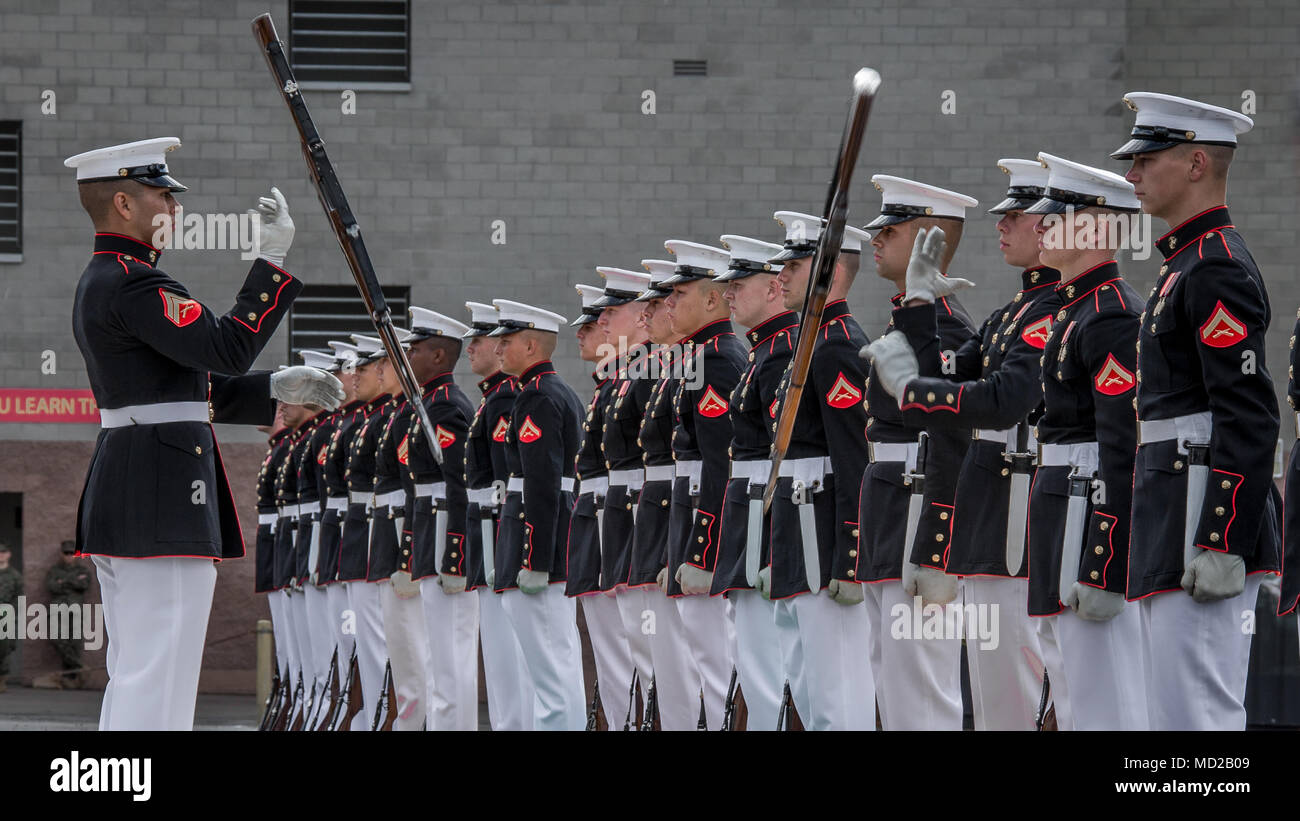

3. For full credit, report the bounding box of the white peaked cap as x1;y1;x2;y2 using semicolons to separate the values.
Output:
715;235;783;282
464;301;499;337
408;306;471;339
636;259;678;302
298;349;336;371
594;267;652;308
864;176;979;229
770;211;872;261
1026;152;1140;214
1112;91;1254;159
988;158;1052;214
327;340;360;368
63;137;187;190
490;299;567;335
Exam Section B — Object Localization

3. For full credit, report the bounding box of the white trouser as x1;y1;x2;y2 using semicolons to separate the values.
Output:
615;586;654;707
731;590;784;731
580;593;636;730
1033;615;1074;730
674;594;735;730
278;589;302;689
326;584;355;669
774;590;875;730
419;577;481;731
303;584;337;699
266;591;288;675
477;587;534;731
92;556;216;731
863;580;963;730
291;589;315;707
346;580;388;730
963;577;1044;730
500;585;586;731
643;588;699;731
1141;576;1263;730
1055;603;1147;730
379;580;430;730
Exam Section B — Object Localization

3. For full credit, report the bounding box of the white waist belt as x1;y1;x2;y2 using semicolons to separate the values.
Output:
348;490;372;507
467;487;496;506
505;476;575;495
278;503;300;519
974;426;1040;451
1138;412;1212;448
561;476;575;493
258;512;277;526
1037;441;1100;469
644;464;675;482
675;460;703;495
100;401;209;428
730;459;771;484
579;476;609;497
374;489;405;508
778;456;831;489
297;501;320;519
608;468;644;489
414;482;447;500
869;441;919;466
325;496;348;512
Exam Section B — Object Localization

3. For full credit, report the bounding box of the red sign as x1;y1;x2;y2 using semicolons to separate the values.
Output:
0;389;101;423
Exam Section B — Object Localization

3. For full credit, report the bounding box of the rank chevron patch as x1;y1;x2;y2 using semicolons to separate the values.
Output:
1198;300;1247;348
397;434;409;465
436;425;456;448
491;416;509;442
1020;316;1053;350
159;288;202;327
698;385;729;417
825;371;862;409
517;415;542;443
1094;353;1136;395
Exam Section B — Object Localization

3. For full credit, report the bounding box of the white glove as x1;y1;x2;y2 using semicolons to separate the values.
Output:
902;561;958;606
272;366;345;410
903;226;974;304
675;563;713;596
860;331;918;402
389;570;420;600
517;568;550;594
252;186;294;267
1181;549;1245;603
755;566;772;600
656;566;669;594
827;578;864;606
438;573;467;595
1071;583;1125;622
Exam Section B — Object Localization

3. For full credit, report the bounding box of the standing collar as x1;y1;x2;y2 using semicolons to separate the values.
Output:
477;370;510;395
745;310;799;347
1155;206;1232;260
93;232;162;266
683;318;733;347
1021;265;1060;291
519;360;556;384
818;299;852;328
1056;260;1121;302
420;371;455;394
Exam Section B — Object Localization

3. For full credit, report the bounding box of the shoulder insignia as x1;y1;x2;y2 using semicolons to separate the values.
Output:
317;443;328;465
698;385;729;418
1199;300;1247;348
518;415;542;443
397;434;410;465
436;425;456;448
825;371;863;409
159;289;202;327
1094;353;1136;396
1020;316;1052;350
491;416;509;442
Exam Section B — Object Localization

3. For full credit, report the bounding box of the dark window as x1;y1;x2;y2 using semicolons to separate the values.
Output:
288;283;410;360
289;0;411;86
673;59;708;77
0;122;21;259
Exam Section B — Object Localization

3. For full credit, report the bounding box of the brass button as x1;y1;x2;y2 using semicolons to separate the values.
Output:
694;554;701;561
907;391;915;403
1215;506;1225;516
1000;468;1009;477
696;536;704;543
851;528;860;538
931;554;941;563
661;499;669;507
518;512;525;519
626;503;632;510
1220;480;1231;489
1089;570;1099;580
847;569;855;578
1099;521;1109;531
926;392;936;402
848;549;858;558
259;292;269;302
402;548;409;555
450;552;457;558
247;312;257;321
1094;546;1104;555
1174;460;1184;470
934;533;944;542
939;511;949;521
700;517;708;525
272;273;282;282
194;445;202;455
1210;532;1220;542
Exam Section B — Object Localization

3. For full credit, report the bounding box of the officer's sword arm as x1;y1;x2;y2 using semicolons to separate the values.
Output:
683;370;739;572
1185;261;1280;555
433;409;472;577
810;350;870;581
210;371;277;425
906;426;967;571
516;394;567;573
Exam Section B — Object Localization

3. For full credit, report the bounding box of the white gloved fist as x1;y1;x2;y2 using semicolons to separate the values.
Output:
1071;583;1125;622
1181;549;1245;603
902;561;959;606
656;566;669;594
389;570;420;600
755;566;772;600
438;573;467;595
252;186;294;267
827;578;864;606
675;563;713;596
860;331;919;402
272;366;346;410
903;226;974;304
517;568;549;595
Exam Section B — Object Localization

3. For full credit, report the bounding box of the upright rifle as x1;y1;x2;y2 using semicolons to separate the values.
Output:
328;649;363;731
251;12;442;462
258;670;282;731
372;660;397;731
764;69;881;519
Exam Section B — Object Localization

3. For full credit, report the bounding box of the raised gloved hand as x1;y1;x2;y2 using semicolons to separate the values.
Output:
827;578;864;606
272;366;345;410
860;331;918;401
517;568;549;594
438;573;467;595
1181;549;1245;603
904;226;974;304
389;570;420;600
252;186;294;267
755;566;772;600
676;563;713;596
656;566;669;594
902;561;959;606
1070;583;1125;621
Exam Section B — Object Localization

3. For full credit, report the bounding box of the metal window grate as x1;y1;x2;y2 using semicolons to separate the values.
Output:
288;283;410;361
0;122;21;257
673;59;708;77
288;0;411;85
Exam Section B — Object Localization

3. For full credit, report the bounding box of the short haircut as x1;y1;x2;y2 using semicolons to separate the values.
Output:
416;335;462;363
77;179;136;225
915;217;964;269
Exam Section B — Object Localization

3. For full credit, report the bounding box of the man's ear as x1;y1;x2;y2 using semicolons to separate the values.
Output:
113;190;133;222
